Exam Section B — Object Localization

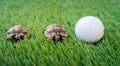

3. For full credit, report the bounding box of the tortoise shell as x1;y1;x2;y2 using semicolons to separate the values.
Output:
7;25;29;41
44;24;67;41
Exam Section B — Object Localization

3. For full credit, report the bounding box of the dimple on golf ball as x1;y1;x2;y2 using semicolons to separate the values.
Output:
75;16;104;43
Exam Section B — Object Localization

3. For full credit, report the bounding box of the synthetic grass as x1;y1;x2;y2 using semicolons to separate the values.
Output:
0;0;120;66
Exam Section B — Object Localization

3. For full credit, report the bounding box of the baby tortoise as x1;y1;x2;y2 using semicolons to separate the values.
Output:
7;25;29;41
44;24;67;41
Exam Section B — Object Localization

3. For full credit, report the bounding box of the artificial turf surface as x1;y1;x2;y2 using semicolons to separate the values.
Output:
0;0;120;66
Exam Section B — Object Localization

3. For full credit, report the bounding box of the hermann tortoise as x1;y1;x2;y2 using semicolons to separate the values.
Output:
44;24;67;41
7;25;29;41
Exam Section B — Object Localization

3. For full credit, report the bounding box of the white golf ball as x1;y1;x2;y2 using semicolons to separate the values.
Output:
75;16;104;43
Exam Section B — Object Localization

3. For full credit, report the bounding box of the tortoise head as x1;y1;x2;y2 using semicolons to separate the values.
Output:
53;35;60;41
53;34;66;41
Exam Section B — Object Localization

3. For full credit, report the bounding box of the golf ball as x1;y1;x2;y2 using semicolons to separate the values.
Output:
75;16;104;43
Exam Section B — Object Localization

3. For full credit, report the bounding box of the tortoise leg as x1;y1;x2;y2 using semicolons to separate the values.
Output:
46;37;53;40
